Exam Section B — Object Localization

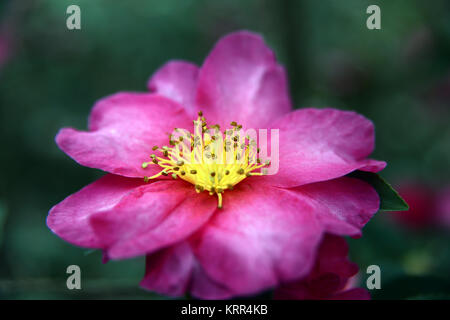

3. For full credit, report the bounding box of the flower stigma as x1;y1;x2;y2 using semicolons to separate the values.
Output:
141;111;270;209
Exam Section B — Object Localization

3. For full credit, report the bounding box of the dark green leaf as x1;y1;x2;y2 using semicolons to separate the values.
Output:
347;171;409;211
84;249;98;256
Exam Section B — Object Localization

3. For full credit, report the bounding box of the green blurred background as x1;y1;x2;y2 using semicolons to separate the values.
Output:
0;0;449;299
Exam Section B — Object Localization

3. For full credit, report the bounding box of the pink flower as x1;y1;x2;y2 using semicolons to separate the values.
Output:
0;28;12;69
391;182;450;230
48;31;386;298
274;235;370;300
436;186;450;228
392;183;436;228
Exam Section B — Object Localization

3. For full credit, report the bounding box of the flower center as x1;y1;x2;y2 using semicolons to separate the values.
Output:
141;111;269;209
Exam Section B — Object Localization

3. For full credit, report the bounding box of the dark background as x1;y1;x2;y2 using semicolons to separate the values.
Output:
0;0;449;299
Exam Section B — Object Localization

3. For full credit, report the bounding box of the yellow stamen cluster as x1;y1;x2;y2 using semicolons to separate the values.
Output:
141;111;270;208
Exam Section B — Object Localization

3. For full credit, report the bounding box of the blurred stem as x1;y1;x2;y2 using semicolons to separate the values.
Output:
277;0;309;107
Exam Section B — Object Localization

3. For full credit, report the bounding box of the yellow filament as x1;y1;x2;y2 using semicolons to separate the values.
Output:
142;112;269;208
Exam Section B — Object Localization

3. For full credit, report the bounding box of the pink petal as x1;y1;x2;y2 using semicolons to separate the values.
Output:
191;181;323;296
140;242;194;297
140;242;233;299
292;177;380;237
56;93;192;178
89;180;217;259
263;108;386;188
311;235;359;279
147;60;199;118
275;235;363;300
196;31;291;128
47;174;144;248
141;177;376;298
